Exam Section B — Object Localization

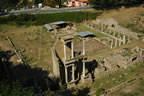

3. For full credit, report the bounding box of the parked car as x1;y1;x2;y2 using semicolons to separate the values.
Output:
0;9;9;15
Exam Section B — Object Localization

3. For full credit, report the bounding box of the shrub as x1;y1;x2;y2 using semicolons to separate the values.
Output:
0;17;9;24
8;13;17;21
0;80;34;96
15;14;36;25
0;11;101;26
95;88;105;96
35;11;102;25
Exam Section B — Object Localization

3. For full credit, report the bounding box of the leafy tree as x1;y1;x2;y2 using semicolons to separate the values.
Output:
34;0;44;5
0;0;19;10
122;0;139;6
44;0;62;7
0;80;34;96
89;0;143;8
0;0;9;10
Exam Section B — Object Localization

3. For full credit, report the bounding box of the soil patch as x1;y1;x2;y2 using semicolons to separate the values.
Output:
74;39;107;53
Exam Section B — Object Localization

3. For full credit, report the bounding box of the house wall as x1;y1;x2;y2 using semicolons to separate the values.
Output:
67;0;88;7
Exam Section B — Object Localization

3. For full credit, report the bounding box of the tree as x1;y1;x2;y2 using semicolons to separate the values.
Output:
89;0;120;8
0;80;34;96
34;0;44;5
0;0;19;10
0;0;9;10
122;0;140;6
44;0;62;7
89;0;143;9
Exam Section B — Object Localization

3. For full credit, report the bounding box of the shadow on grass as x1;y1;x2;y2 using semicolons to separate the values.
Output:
0;49;60;94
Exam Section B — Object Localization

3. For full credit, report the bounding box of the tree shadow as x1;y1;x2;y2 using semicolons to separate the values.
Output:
58;87;90;96
0;50;14;80
0;49;60;94
86;59;98;82
75;59;83;85
77;87;90;96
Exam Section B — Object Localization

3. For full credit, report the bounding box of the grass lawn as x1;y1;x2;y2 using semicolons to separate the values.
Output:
92;63;144;94
0;24;55;72
110;76;144;96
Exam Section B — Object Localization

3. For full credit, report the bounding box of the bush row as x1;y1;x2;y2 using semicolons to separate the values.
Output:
89;0;144;9
0;14;36;25
0;11;102;26
35;11;101;25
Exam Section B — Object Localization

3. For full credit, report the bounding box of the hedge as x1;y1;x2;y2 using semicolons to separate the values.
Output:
0;11;102;25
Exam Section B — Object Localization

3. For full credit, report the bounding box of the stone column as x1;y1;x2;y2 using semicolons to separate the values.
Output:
110;29;112;35
113;30;116;37
83;38;85;55
140;49;142;56
115;39;117;47
123;35;126;45
118;31;120;39
119;40;121;46
54;29;57;36
72;64;75;81
64;42;67;61
71;41;74;58
101;23;103;32
82;57;85;79
111;39;113;49
65;66;68;83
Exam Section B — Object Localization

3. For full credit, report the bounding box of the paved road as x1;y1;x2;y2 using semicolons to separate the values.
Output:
9;7;95;15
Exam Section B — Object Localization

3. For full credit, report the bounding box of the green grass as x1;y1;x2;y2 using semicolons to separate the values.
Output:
92;63;144;91
119;17;144;34
111;76;144;96
92;70;127;89
0;24;55;72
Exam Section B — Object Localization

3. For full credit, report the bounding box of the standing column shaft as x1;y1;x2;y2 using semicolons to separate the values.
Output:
71;41;74;58
72;65;75;81
118;32;120;38
119;39;121;46
65;66;68;83
83;39;85;55
83;57;85;79
64;42;67;61
110;29;112;35
123;35;126;45
101;23;103;32
113;30;116;37
111;39;113;49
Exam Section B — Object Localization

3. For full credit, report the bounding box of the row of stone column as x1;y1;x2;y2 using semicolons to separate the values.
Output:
87;23;130;48
110;35;126;48
64;40;74;61
63;38;86;84
65;64;75;83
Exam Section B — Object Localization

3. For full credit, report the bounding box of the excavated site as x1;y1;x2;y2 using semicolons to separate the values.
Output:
0;15;144;95
50;18;144;88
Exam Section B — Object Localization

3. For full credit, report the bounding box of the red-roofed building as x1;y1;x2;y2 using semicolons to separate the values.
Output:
66;0;88;7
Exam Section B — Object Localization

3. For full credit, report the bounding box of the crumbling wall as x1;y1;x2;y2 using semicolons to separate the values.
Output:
52;36;60;78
